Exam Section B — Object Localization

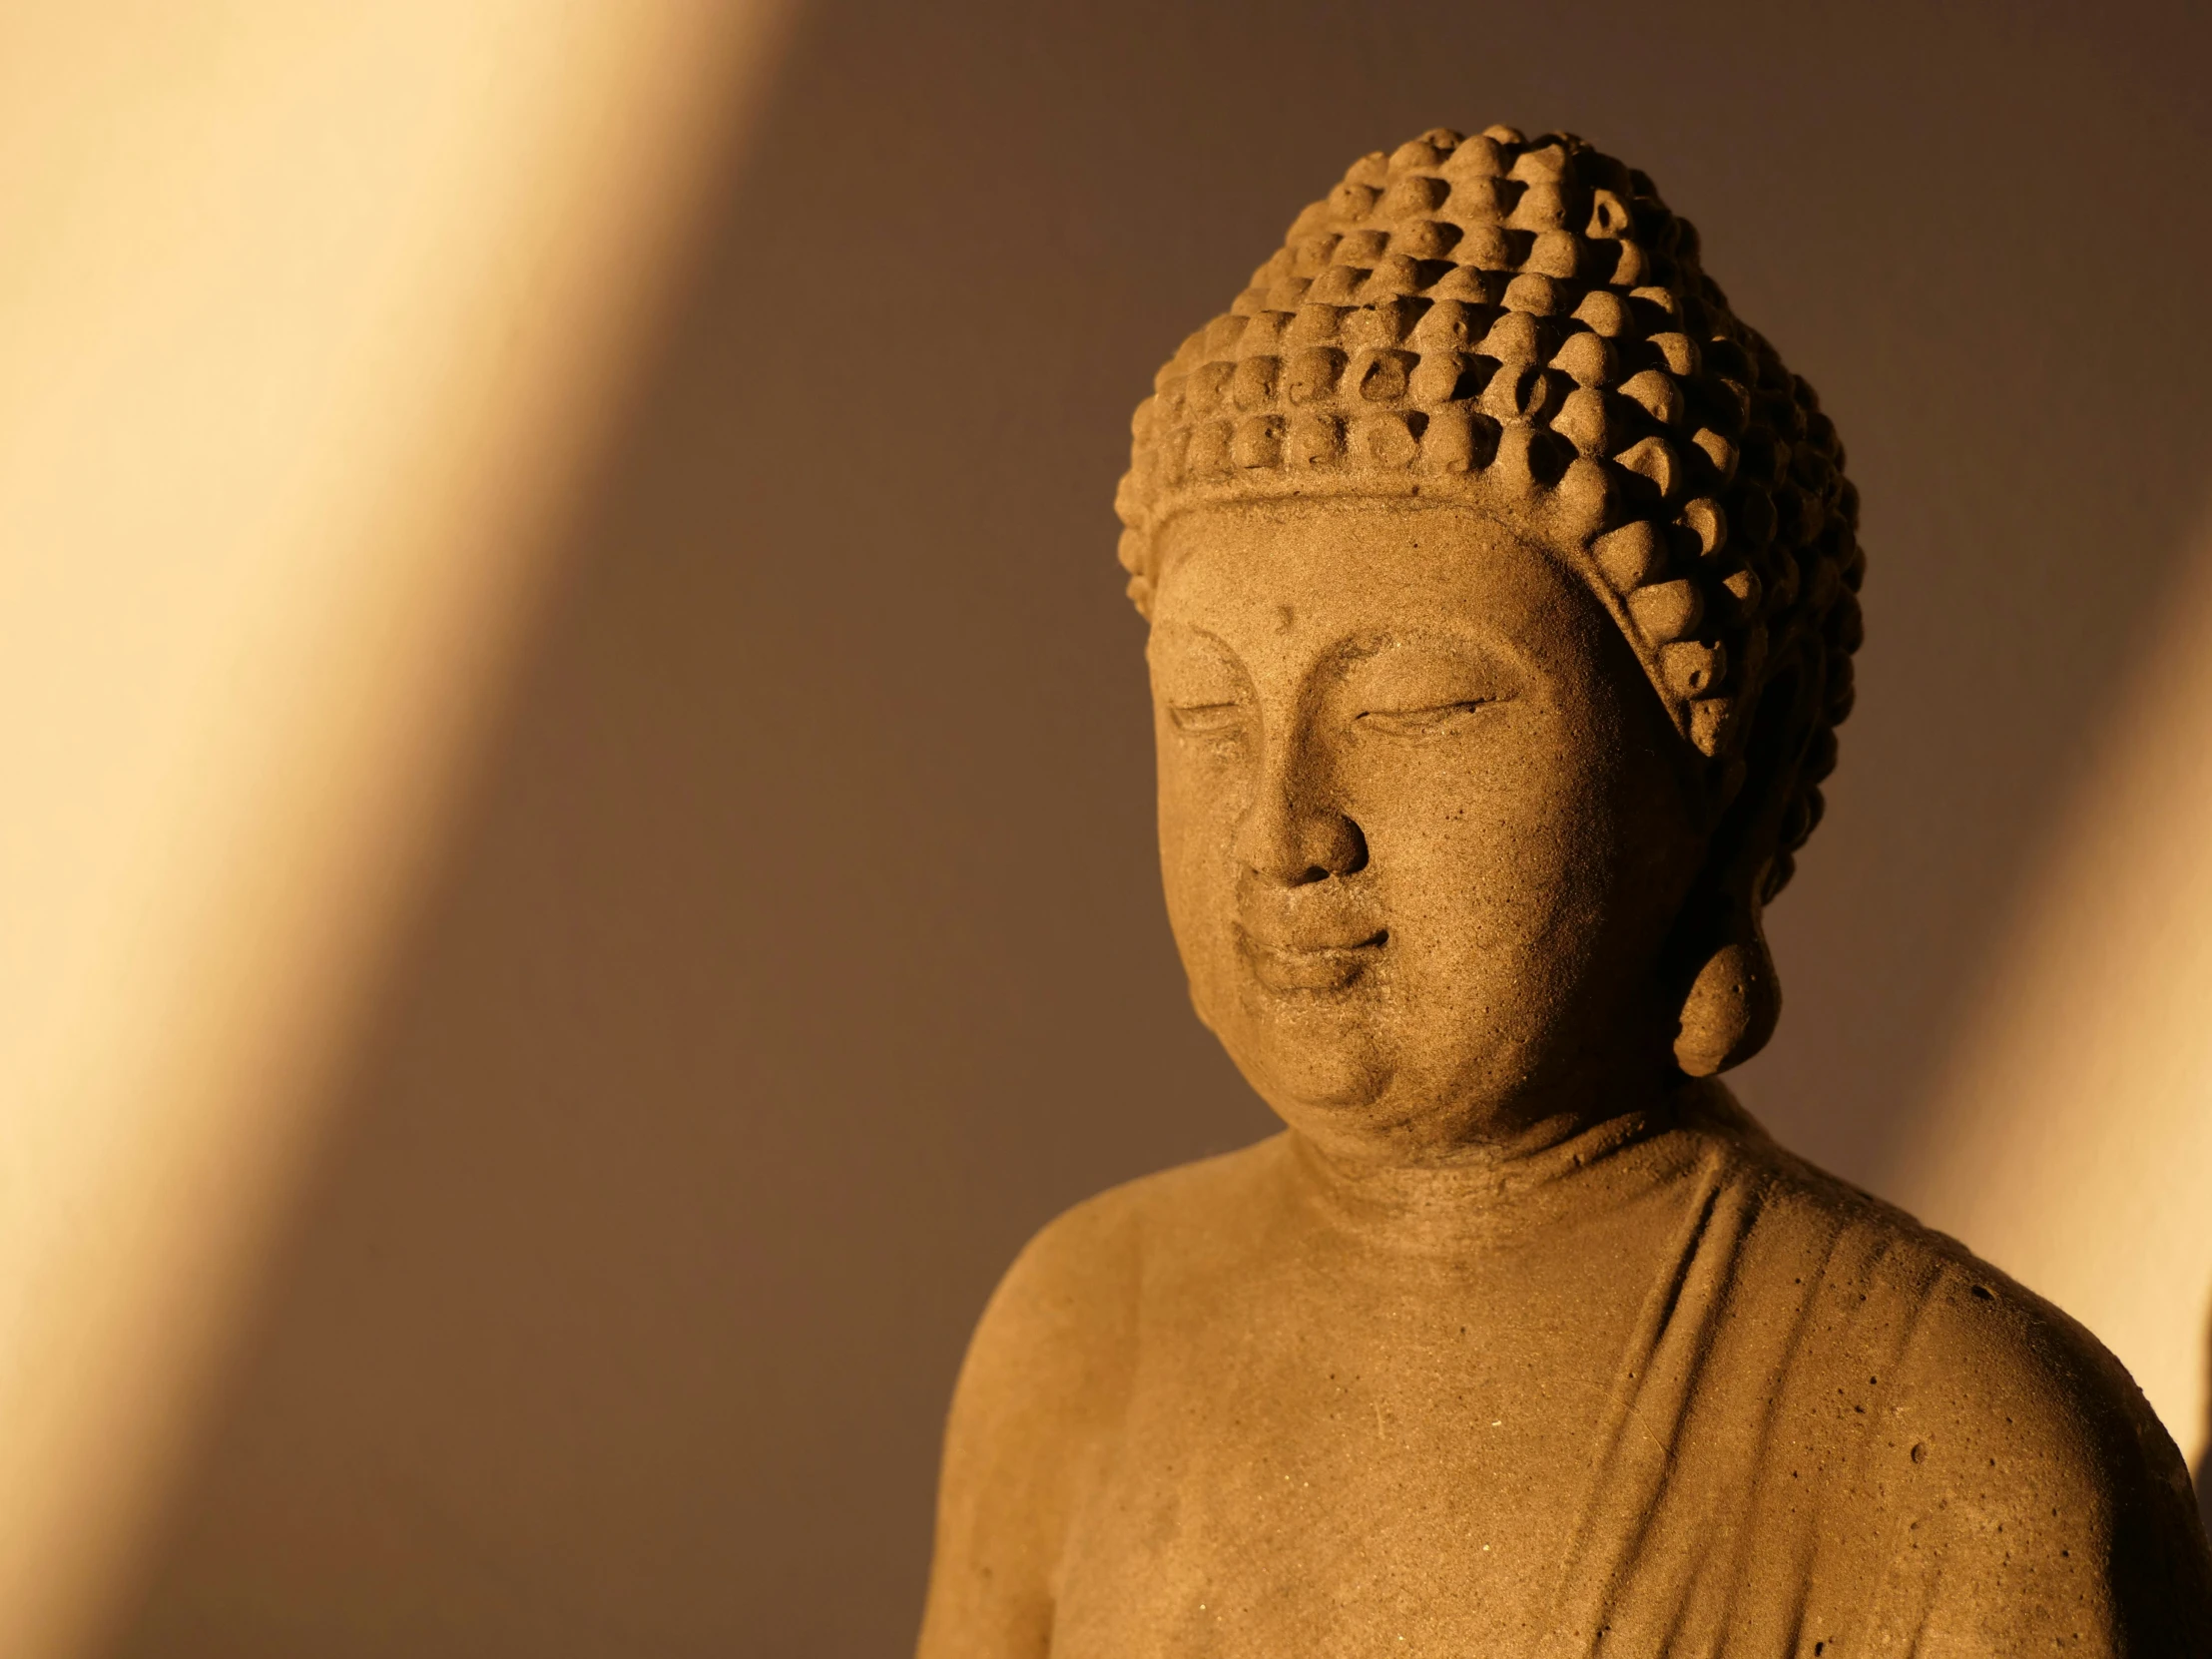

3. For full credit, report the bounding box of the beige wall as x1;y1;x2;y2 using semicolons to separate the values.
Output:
3;1;2207;1655
1902;514;2212;1467
0;5;791;1656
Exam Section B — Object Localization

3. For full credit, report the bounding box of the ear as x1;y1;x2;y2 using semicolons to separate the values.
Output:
1674;918;1780;1077
1668;644;1821;1077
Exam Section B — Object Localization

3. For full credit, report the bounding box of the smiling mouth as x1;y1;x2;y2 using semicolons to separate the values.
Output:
1237;926;1389;993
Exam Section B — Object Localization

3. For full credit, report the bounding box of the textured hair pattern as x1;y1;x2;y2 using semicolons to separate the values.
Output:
1114;126;1863;895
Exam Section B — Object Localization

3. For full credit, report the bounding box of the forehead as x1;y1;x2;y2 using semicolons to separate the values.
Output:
1149;498;1593;659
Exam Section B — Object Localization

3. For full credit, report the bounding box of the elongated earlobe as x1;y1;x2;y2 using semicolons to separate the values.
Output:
1673;919;1780;1077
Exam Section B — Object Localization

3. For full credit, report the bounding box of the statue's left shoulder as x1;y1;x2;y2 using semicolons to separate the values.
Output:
1746;1148;2212;1652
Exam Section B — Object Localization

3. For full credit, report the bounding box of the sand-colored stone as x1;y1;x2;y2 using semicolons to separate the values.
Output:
917;127;2212;1655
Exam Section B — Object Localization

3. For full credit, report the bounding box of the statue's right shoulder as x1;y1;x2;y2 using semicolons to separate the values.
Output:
987;1133;1293;1333
917;1138;1287;1658
947;1133;1295;1456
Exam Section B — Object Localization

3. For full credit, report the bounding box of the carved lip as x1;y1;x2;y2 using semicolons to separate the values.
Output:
1236;924;1388;993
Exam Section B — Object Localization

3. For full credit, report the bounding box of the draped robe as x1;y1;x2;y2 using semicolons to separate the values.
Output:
918;1088;2212;1657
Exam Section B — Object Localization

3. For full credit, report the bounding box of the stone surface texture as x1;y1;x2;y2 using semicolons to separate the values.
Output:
918;128;2212;1656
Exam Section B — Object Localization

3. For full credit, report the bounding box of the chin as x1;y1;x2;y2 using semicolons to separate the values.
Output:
1210;997;1394;1118
1211;977;1559;1149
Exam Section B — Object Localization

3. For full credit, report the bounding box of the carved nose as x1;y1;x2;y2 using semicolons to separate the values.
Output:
1247;799;1369;886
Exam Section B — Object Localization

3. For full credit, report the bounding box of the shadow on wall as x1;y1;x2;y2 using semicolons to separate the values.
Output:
98;2;2212;1654
2202;1316;2212;1531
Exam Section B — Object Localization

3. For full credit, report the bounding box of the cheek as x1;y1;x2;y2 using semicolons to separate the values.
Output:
1153;726;1246;950
1352;725;1620;972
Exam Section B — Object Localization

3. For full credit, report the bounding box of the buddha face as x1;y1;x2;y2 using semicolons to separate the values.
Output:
1148;498;1708;1163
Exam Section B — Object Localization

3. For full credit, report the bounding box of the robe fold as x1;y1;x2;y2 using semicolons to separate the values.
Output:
920;1089;2212;1657
1543;1101;2209;1654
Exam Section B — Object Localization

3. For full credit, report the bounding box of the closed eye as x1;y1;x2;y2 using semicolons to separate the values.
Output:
1169;702;1245;735
1355;700;1501;738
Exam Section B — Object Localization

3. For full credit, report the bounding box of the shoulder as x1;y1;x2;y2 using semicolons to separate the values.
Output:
917;1139;1290;1657
935;1132;1305;1506
1707;1107;2212;1644
1719;1112;2193;1516
1736;1125;2189;1497
1888;1246;2212;1642
971;1133;1288;1366
1866;1253;2212;1647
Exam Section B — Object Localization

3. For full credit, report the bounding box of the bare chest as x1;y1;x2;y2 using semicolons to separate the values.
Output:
1047;1266;1636;1658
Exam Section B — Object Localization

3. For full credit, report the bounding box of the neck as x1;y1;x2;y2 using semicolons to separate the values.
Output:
1280;1064;1762;1242
1298;1093;1662;1187
1295;1031;1682;1163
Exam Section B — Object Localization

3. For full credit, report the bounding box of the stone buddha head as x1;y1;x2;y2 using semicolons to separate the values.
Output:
918;133;2211;1649
1113;125;1864;1166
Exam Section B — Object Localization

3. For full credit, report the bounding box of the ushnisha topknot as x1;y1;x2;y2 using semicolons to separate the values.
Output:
1116;125;1863;896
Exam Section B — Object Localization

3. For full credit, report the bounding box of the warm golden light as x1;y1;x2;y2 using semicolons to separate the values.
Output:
0;5;791;1654
6;8;2204;1648
1903;515;2212;1468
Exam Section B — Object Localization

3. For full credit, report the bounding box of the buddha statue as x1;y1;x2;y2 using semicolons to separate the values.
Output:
916;127;2212;1655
